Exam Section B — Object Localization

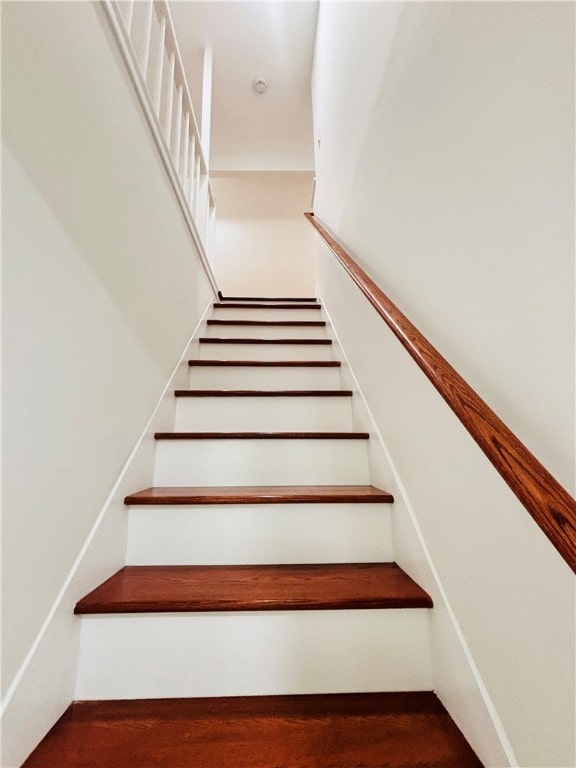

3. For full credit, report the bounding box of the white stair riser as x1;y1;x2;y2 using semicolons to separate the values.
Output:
126;504;394;565
213;308;323;322
174;397;353;432
75;610;432;699
199;343;333;361
206;325;327;339
153;439;370;486
188;366;342;390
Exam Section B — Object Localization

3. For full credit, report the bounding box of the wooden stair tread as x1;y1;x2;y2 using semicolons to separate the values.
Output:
174;389;352;397
214;302;321;309
219;295;318;302
199;337;332;345
207;320;326;327
189;360;341;367
124;484;394;505
154;431;369;440
75;563;432;614
22;692;483;768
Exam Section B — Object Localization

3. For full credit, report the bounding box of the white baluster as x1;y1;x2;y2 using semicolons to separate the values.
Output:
196;173;208;245
180;113;190;185
194;157;201;224
187;136;196;207
172;83;183;162
151;15;166;117
139;1;154;80
208;199;217;269
205;191;211;253
201;45;213;166
163;52;175;144
124;0;134;33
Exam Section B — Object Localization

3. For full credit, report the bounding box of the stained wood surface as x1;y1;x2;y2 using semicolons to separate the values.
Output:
154;431;369;440
74;563;432;614
124;484;394;505
23;692;483;768
189;360;341;367
199;337;332;345
305;212;576;572
214;302;322;310
174;389;352;397
207;319;326;327
219;295;318;302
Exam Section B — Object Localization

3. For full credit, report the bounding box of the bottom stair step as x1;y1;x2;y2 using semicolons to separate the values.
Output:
23;692;483;768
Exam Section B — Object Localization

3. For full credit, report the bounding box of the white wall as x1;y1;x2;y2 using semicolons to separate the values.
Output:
212;172;316;296
312;2;575;767
1;3;214;764
313;1;574;492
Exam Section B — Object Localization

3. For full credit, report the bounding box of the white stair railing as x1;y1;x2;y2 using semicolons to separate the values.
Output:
103;0;218;292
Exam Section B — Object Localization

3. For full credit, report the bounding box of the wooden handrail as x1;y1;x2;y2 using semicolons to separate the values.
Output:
305;212;576;573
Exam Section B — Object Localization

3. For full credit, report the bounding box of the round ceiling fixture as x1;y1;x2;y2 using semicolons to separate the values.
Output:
253;77;268;94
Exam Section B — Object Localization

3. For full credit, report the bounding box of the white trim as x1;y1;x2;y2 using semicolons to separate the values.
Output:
0;300;213;717
98;1;219;297
320;297;518;768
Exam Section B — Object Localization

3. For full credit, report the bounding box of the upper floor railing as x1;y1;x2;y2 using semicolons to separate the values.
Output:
103;0;218;294
305;212;576;573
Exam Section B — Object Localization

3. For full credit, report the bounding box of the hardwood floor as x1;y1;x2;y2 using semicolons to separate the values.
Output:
23;693;483;768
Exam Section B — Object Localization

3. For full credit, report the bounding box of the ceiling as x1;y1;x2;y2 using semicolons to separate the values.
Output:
169;1;318;172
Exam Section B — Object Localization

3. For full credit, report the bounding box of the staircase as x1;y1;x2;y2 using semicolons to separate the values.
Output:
24;298;482;767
